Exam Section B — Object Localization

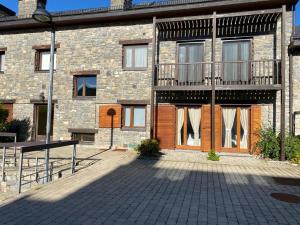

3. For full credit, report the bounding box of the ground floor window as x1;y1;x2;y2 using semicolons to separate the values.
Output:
177;106;201;147
222;107;250;150
122;105;146;128
72;133;95;144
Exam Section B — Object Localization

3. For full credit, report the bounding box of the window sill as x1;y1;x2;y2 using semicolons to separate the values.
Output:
34;70;57;73
72;96;96;100
121;127;146;132
122;68;148;71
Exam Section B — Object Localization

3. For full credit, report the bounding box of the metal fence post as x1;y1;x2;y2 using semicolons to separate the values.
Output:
71;144;76;174
17;151;24;194
49;162;53;182
2;147;6;182
14;135;17;167
35;157;39;183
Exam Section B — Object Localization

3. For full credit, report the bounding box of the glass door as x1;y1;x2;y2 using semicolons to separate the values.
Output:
223;40;251;84
34;104;54;141
221;107;250;152
178;43;204;84
177;106;202;149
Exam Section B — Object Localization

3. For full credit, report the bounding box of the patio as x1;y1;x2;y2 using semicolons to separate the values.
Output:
0;150;299;225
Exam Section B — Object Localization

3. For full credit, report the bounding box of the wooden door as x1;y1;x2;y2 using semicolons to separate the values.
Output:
155;105;176;149
33;104;54;141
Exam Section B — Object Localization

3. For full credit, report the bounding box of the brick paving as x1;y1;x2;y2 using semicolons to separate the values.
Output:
0;150;299;225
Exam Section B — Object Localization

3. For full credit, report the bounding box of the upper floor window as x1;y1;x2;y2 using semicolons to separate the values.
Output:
223;40;251;83
123;105;146;128
0;52;5;72
35;50;57;71
123;45;148;70
73;75;97;97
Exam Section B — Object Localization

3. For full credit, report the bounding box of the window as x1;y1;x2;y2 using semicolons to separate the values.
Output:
122;105;146;128
123;45;148;70
0;52;5;72
35;50;57;71
223;40;251;83
73;75;97;97
178;43;204;84
72;133;95;144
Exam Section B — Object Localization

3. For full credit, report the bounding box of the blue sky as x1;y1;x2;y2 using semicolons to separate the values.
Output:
1;0;300;25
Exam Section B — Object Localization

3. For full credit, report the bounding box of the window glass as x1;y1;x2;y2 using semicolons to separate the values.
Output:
124;107;131;127
125;47;133;68
134;46;147;68
85;76;97;96
76;77;84;96
75;76;96;97
124;45;147;69
133;107;145;126
0;53;5;72
40;51;57;70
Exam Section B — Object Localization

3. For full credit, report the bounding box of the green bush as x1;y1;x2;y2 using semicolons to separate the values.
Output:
256;127;280;160
285;135;300;164
135;139;160;156
207;149;220;161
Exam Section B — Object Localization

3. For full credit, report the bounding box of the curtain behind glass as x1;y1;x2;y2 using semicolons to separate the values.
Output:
133;107;146;126
177;108;184;145
0;54;5;71
240;42;250;82
222;108;237;148
223;43;238;82
178;46;186;83
125;47;133;68
41;52;57;70
188;45;203;83
85;76;97;96
124;107;131;127
135;46;147;68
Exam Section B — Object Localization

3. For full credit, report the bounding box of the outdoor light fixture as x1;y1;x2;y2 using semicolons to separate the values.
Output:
32;0;55;184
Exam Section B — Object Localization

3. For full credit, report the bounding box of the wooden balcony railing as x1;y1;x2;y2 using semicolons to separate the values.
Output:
155;59;281;89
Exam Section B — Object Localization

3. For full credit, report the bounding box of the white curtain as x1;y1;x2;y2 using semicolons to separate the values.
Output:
125;47;133;68
240;108;249;148
41;52;57;70
135;46;147;68
177;108;184;145
188;108;201;146
0;53;5;71
223;108;236;148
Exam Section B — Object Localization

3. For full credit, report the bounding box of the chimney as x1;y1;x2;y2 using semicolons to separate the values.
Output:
110;0;132;10
18;0;46;18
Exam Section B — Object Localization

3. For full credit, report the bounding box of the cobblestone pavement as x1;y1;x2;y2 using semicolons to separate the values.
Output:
0;150;299;225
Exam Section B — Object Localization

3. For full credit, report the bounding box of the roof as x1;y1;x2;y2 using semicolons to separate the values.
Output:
0;4;16;17
0;0;297;31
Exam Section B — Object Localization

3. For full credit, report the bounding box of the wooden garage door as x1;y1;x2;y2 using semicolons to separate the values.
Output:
155;105;176;149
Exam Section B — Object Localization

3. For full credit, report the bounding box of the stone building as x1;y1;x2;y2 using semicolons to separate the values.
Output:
0;0;299;155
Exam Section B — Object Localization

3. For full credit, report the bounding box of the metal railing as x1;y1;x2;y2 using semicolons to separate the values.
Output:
155;59;281;88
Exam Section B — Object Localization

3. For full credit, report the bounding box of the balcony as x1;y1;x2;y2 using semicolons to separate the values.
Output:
154;59;281;91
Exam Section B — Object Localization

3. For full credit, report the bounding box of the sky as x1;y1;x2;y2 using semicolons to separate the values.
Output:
1;0;300;25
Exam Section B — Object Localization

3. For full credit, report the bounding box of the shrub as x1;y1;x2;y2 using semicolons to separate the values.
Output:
256;127;280;160
135;139;160;156
5;118;31;142
285;135;300;164
207;149;220;161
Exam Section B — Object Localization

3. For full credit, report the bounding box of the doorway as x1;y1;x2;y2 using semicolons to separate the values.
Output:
176;106;202;150
33;104;54;141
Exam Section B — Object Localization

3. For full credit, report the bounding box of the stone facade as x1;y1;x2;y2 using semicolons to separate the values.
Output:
0;3;297;149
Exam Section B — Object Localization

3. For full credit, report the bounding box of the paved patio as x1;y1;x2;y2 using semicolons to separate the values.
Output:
0;150;299;225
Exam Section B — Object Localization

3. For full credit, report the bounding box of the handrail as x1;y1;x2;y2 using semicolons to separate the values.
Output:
4;140;80;194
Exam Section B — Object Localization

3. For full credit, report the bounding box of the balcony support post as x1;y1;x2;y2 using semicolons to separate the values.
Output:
211;11;216;151
150;16;157;139
280;5;286;161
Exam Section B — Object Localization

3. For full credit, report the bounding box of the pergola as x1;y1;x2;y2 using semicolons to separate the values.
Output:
150;6;287;160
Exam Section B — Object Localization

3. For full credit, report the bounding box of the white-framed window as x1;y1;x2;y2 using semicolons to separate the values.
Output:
123;45;148;70
0;52;5;72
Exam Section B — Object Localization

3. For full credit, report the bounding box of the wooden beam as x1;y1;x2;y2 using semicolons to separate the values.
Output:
280;5;286;161
211;11;217;151
150;16;156;139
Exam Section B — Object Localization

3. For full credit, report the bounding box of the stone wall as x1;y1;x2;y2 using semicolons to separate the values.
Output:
0;21;152;148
